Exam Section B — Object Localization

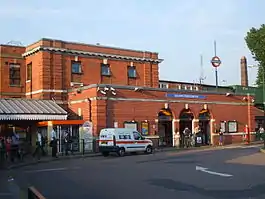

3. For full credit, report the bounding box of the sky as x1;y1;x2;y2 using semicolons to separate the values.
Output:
0;0;264;86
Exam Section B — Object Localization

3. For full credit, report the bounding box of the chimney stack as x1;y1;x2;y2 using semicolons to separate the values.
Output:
240;56;248;87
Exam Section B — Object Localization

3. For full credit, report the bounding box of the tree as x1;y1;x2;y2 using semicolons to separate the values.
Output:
245;24;265;87
256;65;265;86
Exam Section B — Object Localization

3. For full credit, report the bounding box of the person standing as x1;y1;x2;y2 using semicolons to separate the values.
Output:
183;127;191;148
11;131;19;162
0;137;6;167
50;128;58;158
219;127;224;146
63;131;70;156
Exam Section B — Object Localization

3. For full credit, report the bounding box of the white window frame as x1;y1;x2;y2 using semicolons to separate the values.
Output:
159;83;169;89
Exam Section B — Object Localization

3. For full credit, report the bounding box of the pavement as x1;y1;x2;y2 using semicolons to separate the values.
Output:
1;143;265;199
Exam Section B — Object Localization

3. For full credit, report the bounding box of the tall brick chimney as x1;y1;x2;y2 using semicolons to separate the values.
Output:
240;56;248;87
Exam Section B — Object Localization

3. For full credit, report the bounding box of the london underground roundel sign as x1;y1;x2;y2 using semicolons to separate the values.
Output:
211;56;221;68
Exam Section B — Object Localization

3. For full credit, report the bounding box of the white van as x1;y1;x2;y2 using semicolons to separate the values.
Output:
98;128;153;157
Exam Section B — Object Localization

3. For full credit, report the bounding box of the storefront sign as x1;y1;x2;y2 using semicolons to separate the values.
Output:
141;122;149;136
81;121;93;151
228;121;237;133
220;121;226;133
124;122;137;130
166;93;206;99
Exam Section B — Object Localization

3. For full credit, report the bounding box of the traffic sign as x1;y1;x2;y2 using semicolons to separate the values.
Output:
211;56;221;68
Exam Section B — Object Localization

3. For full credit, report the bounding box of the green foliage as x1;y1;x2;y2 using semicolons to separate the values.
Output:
245;24;265;87
256;65;265;87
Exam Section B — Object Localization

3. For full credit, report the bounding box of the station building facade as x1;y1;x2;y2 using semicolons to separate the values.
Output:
0;38;263;147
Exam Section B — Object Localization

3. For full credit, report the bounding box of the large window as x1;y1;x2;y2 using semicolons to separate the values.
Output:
26;63;32;81
101;63;110;76
9;63;21;86
71;61;82;74
128;66;136;78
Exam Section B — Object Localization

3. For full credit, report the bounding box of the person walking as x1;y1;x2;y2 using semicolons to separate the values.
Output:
259;126;264;141
33;130;43;160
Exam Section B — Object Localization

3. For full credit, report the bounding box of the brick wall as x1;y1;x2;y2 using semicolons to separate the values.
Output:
0;45;26;98
24;38;161;99
68;87;261;136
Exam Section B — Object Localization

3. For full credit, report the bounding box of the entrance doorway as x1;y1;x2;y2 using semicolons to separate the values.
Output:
198;109;211;145
158;108;173;147
179;108;194;148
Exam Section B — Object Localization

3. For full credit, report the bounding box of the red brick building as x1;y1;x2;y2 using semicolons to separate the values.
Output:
0;38;262;147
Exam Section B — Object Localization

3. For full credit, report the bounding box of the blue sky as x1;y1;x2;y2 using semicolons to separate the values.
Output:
0;0;264;86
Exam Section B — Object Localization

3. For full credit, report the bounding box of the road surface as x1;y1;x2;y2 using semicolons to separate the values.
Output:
1;145;265;199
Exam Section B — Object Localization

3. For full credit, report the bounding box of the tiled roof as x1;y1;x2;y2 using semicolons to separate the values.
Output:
0;99;67;120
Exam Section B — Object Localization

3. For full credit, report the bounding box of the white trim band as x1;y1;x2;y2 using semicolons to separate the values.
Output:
0;114;67;120
212;132;256;136
70;96;249;106
22;46;163;63
25;89;67;96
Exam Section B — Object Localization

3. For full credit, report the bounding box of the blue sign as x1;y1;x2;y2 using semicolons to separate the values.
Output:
166;93;206;99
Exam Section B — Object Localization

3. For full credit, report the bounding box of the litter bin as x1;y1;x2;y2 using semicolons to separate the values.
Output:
195;133;202;147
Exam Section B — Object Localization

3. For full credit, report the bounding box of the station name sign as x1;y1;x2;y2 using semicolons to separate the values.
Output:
166;93;206;99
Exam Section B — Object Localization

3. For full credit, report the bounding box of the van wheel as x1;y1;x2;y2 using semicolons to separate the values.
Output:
102;152;109;157
145;146;153;154
117;148;125;157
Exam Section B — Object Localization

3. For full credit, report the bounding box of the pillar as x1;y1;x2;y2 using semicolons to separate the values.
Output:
47;121;53;154
210;119;216;145
173;119;180;147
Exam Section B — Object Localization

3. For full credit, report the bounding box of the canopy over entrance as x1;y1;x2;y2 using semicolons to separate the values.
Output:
0;98;67;120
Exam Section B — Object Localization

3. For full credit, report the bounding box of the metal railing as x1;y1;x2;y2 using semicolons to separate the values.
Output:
28;186;46;199
0;139;98;168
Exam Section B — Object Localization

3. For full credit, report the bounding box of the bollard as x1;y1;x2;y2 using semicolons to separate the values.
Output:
28;186;46;199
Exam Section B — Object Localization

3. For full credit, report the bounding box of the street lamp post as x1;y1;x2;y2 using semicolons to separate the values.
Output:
247;93;251;144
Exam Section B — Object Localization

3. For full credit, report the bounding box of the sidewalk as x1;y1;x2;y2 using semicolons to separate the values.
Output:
4;152;101;169
4;141;263;170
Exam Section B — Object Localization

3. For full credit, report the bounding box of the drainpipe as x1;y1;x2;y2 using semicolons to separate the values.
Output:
87;98;92;121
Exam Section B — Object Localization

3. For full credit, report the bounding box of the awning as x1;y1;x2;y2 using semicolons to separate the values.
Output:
0;99;67;121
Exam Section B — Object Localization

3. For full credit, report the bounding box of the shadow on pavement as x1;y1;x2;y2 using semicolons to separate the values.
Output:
165;160;199;164
147;178;265;199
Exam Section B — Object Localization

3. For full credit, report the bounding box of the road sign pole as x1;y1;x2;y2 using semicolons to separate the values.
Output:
214;41;218;90
215;68;218;89
211;41;220;90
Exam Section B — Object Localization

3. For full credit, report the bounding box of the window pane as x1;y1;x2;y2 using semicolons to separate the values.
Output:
128;66;136;78
101;64;110;75
72;62;81;73
27;63;32;80
9;64;21;85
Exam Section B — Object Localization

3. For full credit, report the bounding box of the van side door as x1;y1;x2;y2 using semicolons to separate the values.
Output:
132;131;146;152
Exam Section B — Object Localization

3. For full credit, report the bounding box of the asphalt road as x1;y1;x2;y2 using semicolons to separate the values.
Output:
1;145;265;199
